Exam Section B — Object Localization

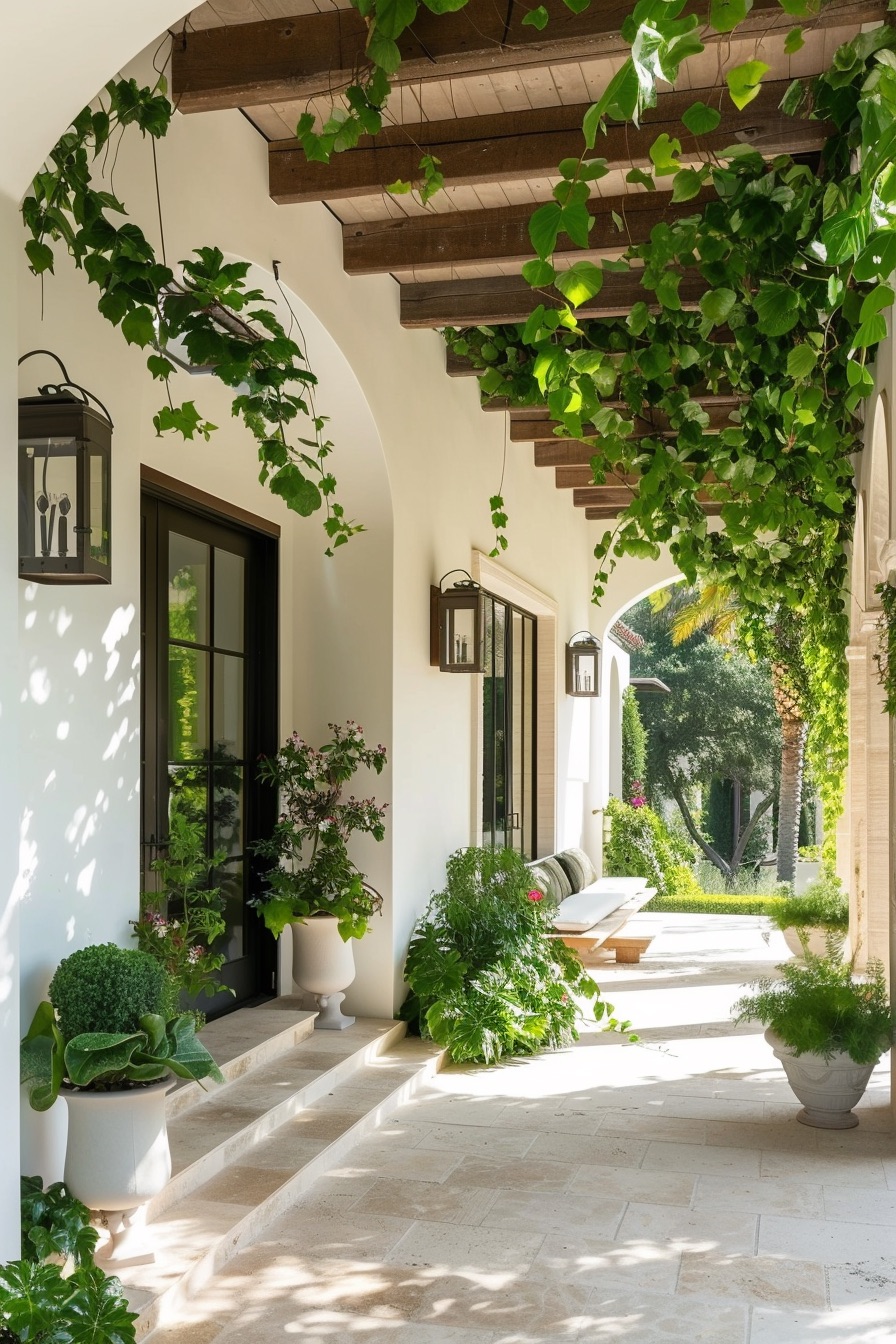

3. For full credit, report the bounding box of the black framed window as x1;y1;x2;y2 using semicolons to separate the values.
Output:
141;492;278;1013
482;596;536;859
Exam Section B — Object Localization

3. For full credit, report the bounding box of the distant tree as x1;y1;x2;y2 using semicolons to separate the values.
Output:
637;638;781;886
621;686;647;804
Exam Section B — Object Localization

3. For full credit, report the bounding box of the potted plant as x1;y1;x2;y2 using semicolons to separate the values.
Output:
131;808;233;1026
253;722;387;1030
20;943;223;1264
769;870;849;959
733;955;891;1128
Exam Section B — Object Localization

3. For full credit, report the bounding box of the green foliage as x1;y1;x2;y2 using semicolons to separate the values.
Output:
733;956;891;1064
20;945;223;1111
643;891;788;917
48;945;165;1041
22;79;360;552
621;687;647;803
874;582;896;715
771;870;849;932
132;809;231;1013
19;1177;98;1269
0;1259;137;1344
603;796;692;897
252;723;387;940
402;847;626;1064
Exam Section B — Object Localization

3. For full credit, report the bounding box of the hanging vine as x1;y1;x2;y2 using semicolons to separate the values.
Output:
22;76;361;552
874;582;896;716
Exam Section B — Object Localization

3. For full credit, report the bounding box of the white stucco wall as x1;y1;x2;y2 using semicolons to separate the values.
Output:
5;21;661;1225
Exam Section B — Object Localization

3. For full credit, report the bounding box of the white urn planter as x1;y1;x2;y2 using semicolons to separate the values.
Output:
782;926;849;960
63;1078;173;1265
765;1029;879;1129
291;914;356;1030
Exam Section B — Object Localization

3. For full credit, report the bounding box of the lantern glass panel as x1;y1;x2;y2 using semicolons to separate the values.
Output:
88;449;110;570
574;652;597;694
444;602;477;667
22;436;78;564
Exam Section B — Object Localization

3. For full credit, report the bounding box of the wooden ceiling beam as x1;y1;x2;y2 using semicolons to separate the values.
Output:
521;402;735;446
343;188;714;275
173;0;884;115
584;501;724;519
270;81;825;205
400;269;707;328
575;486;719;509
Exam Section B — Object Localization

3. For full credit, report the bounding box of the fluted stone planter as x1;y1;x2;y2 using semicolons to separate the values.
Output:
765;1028;879;1129
63;1078;173;1264
782;926;849;960
291;914;356;1030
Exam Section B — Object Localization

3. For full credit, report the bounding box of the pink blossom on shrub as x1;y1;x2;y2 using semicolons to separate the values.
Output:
527;889;544;902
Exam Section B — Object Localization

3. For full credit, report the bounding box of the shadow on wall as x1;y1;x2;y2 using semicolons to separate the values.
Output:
18;585;140;1010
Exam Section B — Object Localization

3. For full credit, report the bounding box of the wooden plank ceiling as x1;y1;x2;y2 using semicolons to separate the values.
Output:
177;0;885;523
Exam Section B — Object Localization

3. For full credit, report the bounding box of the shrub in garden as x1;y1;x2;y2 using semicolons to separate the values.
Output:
402;847;625;1065
771;870;849;934
604;794;692;897
621;687;647;804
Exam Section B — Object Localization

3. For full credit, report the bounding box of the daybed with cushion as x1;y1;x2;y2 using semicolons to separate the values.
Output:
527;848;659;964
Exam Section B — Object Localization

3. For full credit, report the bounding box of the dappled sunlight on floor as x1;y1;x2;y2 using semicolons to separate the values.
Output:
151;916;895;1344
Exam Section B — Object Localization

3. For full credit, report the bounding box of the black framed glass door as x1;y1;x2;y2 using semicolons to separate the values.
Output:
482;596;536;859
141;492;278;1013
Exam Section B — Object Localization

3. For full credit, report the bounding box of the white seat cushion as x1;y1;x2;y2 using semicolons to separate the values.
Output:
551;889;629;933
588;876;652;895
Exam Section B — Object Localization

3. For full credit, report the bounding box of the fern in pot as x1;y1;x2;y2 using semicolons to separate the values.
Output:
770;869;850;960
733;955;891;1129
253;722;387;1030
20;943;222;1264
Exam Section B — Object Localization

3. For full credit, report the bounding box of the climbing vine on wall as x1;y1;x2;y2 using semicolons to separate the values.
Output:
22;77;361;552
874;582;896;716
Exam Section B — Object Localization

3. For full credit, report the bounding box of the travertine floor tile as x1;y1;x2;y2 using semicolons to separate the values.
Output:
386;1221;545;1273
567;1162;696;1206
351;1177;499;1226
526;1130;649;1168
693;1174;825;1219
481;1190;626;1238
750;1302;896;1342
443;1155;576;1193
760;1149;888;1187
597;1111;708;1143
585;1288;748;1342
758;1213;896;1263
338;1144;464;1182
414;1271;597;1337
615;1201;758;1254
641;1140;761;1176
678;1250;826;1308
529;1232;681;1295
824;1186;896;1226
414;1124;538;1160
826;1256;896;1307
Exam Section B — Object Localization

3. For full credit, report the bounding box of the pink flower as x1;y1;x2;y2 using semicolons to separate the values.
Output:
630;796;646;809
527;889;544;902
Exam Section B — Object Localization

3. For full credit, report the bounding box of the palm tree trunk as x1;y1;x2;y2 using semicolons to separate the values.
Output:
777;716;807;885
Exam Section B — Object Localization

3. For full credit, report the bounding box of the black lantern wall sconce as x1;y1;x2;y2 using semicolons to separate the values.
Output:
566;631;601;696
430;570;488;673
18;350;112;584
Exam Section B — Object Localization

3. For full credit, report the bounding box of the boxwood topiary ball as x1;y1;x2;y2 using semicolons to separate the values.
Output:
49;944;167;1040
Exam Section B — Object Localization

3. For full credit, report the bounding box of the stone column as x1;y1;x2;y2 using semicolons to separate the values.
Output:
0;190;22;1260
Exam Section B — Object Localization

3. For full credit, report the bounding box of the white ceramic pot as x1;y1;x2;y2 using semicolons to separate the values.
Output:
290;914;356;1030
765;1028;879;1129
63;1078;172;1264
782;926;848;960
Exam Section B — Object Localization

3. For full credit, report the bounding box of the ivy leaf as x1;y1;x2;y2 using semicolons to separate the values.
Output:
562;0;591;11
25;238;54;273
626;167;656;190
699;287;736;324
522;304;547;344
682;101;722;135
371;0;416;40
268;464;323;515
819;210;868;265
146;353;174;380
365;31;402;74
656;270;682;309
521;258;557;287
710;0;751;34
786;344;818;379
778;0;819;14
649;132;682;175
522;5;549;28
627;301;650;335
672;167;706;202
754;280;801;336
153;401;217;441
784;26;805;54
726;60;770;110
386;178;413;195
555;260;604;307
529;201;563;259
121;305;156;347
560;201;594;247
859;283;894;323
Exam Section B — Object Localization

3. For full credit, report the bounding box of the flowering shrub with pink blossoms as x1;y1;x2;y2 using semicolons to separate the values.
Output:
252;722;388;940
402;846;629;1065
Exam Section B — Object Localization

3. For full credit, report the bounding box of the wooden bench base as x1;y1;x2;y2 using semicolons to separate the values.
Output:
602;932;656;964
551;892;658;962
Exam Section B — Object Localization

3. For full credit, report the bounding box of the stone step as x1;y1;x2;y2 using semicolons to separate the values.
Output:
121;1023;442;1339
